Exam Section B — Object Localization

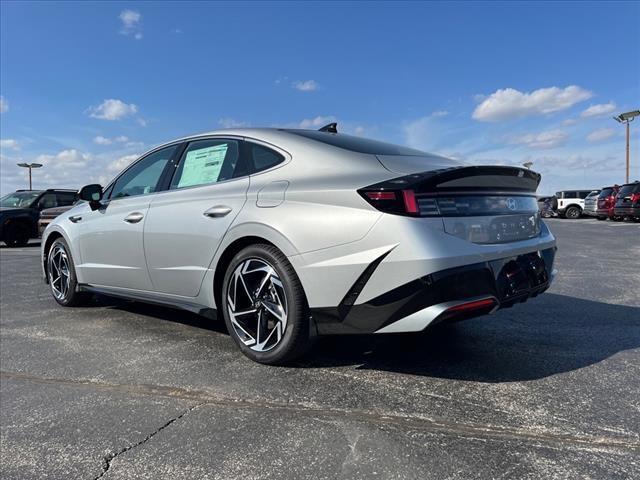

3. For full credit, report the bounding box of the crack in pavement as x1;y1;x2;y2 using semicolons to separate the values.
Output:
2;370;639;454
92;403;203;480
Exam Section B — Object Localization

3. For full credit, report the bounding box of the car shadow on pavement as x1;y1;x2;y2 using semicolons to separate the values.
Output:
88;292;639;383
297;293;640;383
91;295;229;335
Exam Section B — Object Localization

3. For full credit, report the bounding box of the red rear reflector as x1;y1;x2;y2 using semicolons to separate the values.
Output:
402;189;419;214
366;191;396;201
446;298;496;313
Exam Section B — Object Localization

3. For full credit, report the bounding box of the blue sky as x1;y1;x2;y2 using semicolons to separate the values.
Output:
1;1;638;195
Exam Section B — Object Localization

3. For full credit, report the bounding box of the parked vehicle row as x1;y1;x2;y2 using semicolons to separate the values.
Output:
544;183;639;221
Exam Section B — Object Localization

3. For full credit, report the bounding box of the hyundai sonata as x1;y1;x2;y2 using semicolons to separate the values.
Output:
42;124;557;364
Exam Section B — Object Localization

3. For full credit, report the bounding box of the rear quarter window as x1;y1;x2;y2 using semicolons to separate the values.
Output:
249;143;285;173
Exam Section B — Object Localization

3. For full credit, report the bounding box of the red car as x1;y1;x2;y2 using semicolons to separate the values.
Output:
596;185;620;220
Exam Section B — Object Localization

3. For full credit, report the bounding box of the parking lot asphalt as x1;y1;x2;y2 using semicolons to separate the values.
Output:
1;218;639;480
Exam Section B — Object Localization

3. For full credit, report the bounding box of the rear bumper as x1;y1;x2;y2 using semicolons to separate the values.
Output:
614;206;640;217
311;246;557;334
596;208;614;217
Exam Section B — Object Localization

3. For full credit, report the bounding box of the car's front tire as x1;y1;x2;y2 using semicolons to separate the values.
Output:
564;206;581;219
4;222;30;247
47;237;89;306
221;244;311;365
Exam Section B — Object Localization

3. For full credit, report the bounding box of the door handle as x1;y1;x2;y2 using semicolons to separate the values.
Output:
68;215;83;223
203;205;232;218
124;212;144;223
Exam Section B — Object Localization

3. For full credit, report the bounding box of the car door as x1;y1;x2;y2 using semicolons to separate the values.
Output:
75;144;179;290
144;137;250;296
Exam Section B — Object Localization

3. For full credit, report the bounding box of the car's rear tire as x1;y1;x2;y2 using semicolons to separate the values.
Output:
596;216;606;221
221;244;311;365
4;222;30;247
47;237;89;307
565;206;581;219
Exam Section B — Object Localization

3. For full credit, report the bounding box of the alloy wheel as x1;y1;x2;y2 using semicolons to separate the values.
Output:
226;258;288;352
48;244;71;300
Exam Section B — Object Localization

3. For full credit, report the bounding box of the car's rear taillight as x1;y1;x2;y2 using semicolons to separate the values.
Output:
631;192;640;203
362;190;418;215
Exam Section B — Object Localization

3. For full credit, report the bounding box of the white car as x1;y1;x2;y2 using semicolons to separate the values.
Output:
554;190;595;219
42;125;557;364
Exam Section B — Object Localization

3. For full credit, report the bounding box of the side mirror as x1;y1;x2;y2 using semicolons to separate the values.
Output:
78;184;103;210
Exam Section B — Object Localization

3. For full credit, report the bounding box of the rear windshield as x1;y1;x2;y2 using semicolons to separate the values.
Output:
286;130;427;156
598;188;614;198
618;184;639;195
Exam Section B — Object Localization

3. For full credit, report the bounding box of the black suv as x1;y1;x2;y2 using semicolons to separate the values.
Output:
0;189;77;247
613;181;640;221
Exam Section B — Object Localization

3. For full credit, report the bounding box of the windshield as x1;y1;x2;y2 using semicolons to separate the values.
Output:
586;191;600;199
0;191;42;208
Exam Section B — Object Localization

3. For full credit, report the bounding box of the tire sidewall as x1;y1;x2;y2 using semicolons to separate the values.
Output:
48;237;80;306
566;207;580;219
5;222;29;247
221;245;307;364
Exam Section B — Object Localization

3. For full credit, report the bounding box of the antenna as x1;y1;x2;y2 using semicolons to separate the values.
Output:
318;122;338;133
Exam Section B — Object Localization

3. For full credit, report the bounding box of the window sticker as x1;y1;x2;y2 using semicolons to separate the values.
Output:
178;144;228;188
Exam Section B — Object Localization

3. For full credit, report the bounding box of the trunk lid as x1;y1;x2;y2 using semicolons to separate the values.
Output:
360;165;542;244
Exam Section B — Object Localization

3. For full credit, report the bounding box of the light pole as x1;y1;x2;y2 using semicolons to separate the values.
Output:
16;163;43;190
613;110;640;183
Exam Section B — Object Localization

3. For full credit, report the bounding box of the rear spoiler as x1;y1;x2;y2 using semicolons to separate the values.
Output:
364;166;541;195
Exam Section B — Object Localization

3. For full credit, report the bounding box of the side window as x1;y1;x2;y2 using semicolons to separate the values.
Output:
579;191;590;199
250;143;285;173
170;139;243;189
37;193;58;209
110;145;177;199
55;192;77;206
565;191;577;199
555;192;563;199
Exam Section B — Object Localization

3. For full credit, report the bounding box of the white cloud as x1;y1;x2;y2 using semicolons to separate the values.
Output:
119;10;142;39
562;118;577;126
581;102;617;118
298;115;336;128
218;118;249;128
93;135;112;145
136;117;147;127
36;149;90;169
87;99;138;121
431;110;449;117
0;139;20;150
108;154;139;172
509;129;568;149
292;80;319;92
93;135;131;145
586;128;616;143
0;96;8;114
472;85;593;122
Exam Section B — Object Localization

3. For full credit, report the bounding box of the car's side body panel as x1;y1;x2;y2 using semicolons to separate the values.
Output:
144;176;251;296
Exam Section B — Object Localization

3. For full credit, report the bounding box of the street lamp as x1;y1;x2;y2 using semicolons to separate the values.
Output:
16;162;43;190
613;109;640;183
